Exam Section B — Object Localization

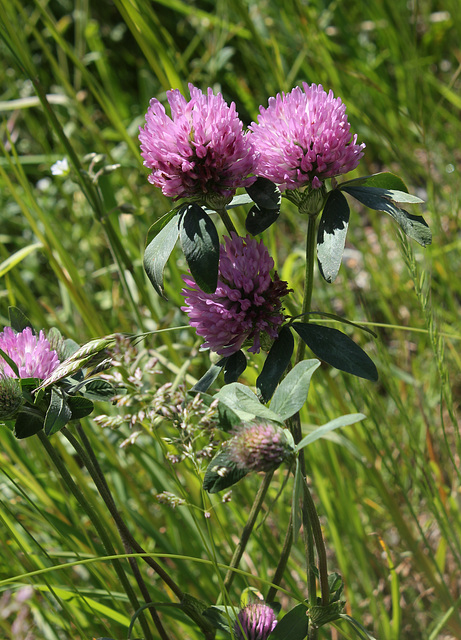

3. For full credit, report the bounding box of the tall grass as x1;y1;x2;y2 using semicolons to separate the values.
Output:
0;0;460;638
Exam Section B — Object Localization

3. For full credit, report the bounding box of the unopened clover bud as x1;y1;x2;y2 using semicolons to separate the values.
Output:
228;421;293;473
234;602;277;640
0;376;24;420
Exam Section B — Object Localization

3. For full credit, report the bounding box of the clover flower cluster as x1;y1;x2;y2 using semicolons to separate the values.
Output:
139;82;364;199
140;83;364;354
249;82;365;191
0;327;60;380
234;602;278;640
139;84;256;203
181;233;291;356
228;421;292;473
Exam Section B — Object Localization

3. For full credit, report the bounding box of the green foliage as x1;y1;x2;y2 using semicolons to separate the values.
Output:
317;189;350;283
292;323;379;381
179;204;220;293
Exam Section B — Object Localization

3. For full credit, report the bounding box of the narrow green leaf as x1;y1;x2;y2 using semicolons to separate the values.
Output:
144;207;179;245
227;193;253;208
270;359;320;421
317;190;350;283
143;211;180;298
179;203;219;293
191;358;226;393
297;311;377;338
8;306;34;333
0;347;19;377
296;413;366;451
224;350;247;384
384;207;432;247
339;172;409;192
341;186;431;246
215;383;284;423
309;601;344;627
44;387;72;435
292;323;378;381
339;614;378;640
257;326;294;404
292;458;303;544
0;242;42;277
268;603;308;640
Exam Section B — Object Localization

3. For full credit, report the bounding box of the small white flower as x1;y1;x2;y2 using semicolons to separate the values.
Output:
51;158;69;176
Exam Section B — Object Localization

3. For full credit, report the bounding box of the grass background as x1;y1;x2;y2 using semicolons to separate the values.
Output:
0;0;460;638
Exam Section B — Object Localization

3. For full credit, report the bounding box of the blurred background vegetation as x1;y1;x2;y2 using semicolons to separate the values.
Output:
0;0;460;638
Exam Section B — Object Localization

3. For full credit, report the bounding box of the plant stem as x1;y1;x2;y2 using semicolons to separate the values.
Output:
65;424;216;640
302;477;330;606
223;471;274;593
217;207;237;235
37;430;155;640
266;516;292;603
267;211;330;638
295;213;318;363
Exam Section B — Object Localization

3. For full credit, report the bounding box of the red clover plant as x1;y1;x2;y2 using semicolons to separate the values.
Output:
0;82;431;640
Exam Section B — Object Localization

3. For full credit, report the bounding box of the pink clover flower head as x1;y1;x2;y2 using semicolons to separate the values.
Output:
229;421;292;473
181;233;291;356
234;602;278;640
0;327;60;380
139;84;256;203
249;82;365;191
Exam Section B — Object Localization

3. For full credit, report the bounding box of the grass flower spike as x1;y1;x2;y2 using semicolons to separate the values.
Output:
234;602;278;640
249;82;365;191
181;233;291;356
0;327;60;380
139;84;256;203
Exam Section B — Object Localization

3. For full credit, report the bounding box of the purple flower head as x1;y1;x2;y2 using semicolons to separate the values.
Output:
234;602;277;640
181;233;291;356
0;327;60;380
229;421;292;473
249;83;365;191
139;84;256;204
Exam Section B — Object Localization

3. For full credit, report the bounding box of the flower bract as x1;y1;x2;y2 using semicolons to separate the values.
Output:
234;602;278;640
0;327;60;380
181;233;290;356
139;84;256;203
249;82;365;191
